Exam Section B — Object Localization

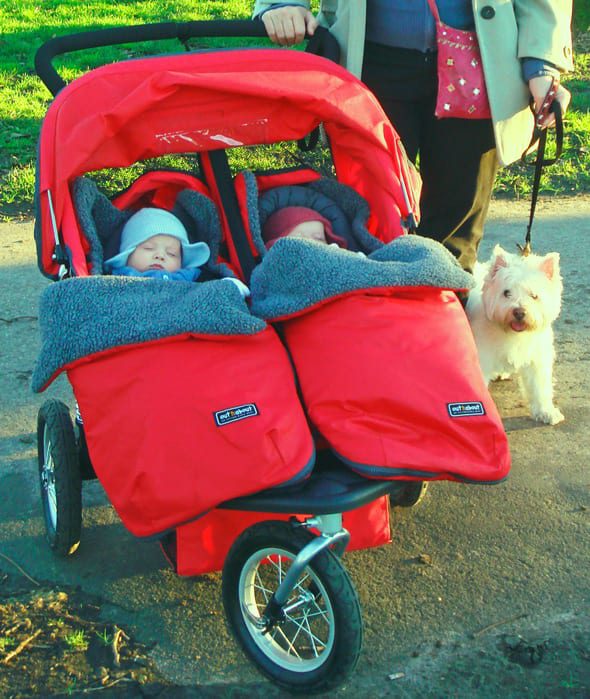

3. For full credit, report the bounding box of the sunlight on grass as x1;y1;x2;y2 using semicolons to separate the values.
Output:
0;163;35;207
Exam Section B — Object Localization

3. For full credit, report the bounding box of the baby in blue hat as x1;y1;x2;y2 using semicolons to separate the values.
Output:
104;207;210;282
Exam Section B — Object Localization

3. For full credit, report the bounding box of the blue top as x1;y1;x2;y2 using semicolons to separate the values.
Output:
111;266;201;282
366;0;474;52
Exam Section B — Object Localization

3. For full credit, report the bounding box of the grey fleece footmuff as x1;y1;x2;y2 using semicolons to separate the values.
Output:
32;277;264;392
250;235;475;321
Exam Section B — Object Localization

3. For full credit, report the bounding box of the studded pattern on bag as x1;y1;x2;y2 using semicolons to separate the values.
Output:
427;0;492;120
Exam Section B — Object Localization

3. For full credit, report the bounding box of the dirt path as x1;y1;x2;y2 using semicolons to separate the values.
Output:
0;196;588;697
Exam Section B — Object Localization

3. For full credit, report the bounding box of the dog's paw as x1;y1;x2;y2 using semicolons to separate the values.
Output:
532;406;565;425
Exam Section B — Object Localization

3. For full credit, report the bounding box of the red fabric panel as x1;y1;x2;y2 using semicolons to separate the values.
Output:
67;330;314;537
255;169;322;193
37;49;420;277
111;170;210;211
175;496;391;576
281;289;510;483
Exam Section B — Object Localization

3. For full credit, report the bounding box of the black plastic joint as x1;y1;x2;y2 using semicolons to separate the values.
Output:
262;596;286;631
52;244;69;266
404;213;418;233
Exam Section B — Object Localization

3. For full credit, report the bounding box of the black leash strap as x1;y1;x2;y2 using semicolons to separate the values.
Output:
519;81;563;256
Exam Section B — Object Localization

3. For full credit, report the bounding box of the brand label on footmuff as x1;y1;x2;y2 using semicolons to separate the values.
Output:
447;402;485;418
214;403;259;426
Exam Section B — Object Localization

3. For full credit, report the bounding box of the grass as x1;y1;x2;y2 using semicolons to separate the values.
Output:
64;629;88;651
0;1;588;217
94;628;111;646
0;637;17;652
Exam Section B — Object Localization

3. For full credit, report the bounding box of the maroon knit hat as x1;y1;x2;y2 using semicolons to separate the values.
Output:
262;206;348;249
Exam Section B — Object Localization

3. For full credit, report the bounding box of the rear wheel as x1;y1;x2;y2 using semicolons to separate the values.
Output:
222;521;362;694
37;400;82;556
393;481;429;508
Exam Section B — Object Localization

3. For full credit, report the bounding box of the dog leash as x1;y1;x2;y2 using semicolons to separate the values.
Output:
518;76;564;256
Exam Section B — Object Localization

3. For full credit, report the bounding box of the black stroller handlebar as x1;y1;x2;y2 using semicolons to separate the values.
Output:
34;20;340;96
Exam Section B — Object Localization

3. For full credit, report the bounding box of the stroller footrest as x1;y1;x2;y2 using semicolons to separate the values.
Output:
218;465;408;514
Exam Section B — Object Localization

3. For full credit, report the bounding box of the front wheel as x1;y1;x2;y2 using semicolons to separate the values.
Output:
222;521;362;694
37;400;82;556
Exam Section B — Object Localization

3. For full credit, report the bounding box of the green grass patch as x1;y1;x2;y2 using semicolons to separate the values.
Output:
0;2;588;217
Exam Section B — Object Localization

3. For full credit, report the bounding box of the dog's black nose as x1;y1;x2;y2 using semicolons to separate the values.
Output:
513;308;526;321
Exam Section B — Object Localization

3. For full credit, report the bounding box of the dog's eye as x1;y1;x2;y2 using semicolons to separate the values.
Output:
503;289;511;298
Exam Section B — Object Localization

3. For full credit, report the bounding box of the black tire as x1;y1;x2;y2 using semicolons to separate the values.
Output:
393;481;429;508
74;420;96;481
222;521;362;694
37;400;82;556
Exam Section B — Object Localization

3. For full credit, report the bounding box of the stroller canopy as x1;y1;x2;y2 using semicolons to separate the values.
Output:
36;48;420;278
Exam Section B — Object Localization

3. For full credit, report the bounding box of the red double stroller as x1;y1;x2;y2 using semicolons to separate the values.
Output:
32;21;510;694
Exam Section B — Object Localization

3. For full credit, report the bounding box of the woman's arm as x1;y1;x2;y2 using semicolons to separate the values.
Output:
514;0;573;127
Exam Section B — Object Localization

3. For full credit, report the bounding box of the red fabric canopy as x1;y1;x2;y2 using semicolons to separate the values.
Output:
37;48;420;277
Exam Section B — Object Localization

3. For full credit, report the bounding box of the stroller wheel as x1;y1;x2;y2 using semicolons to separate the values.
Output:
393;481;429;508
222;521;362;694
37;400;82;556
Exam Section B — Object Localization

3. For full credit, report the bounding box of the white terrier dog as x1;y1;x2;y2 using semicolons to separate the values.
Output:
466;244;564;425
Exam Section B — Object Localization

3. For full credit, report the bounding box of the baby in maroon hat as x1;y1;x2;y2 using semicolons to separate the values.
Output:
262;206;349;249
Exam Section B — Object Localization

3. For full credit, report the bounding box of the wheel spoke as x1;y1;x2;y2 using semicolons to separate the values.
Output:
253;569;272;603
303;607;330;623
303;615;320;657
47;489;57;509
274;625;302;659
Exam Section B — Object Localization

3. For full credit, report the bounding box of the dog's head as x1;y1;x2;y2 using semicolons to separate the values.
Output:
482;245;562;332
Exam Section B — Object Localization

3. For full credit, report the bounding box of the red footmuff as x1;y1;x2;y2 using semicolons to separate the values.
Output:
281;289;509;483
66;329;314;537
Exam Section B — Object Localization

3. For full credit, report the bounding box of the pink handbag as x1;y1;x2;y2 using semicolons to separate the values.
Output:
427;0;491;119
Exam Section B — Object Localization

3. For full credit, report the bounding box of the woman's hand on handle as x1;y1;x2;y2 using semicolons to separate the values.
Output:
261;6;318;46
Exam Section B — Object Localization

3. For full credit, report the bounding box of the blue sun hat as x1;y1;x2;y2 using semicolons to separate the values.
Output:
105;208;210;271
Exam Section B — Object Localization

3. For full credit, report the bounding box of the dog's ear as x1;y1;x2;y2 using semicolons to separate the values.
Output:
540;252;560;281
489;248;508;278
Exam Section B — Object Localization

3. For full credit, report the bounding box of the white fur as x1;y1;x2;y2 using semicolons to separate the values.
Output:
466;244;564;425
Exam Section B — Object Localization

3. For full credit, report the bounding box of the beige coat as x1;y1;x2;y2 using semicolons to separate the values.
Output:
253;1;573;165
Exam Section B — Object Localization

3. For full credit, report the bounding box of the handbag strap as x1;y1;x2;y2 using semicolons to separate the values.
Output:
519;77;564;255
425;0;441;24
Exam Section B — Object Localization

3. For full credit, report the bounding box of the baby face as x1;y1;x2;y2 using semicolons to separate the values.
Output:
287;220;327;244
127;234;182;272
